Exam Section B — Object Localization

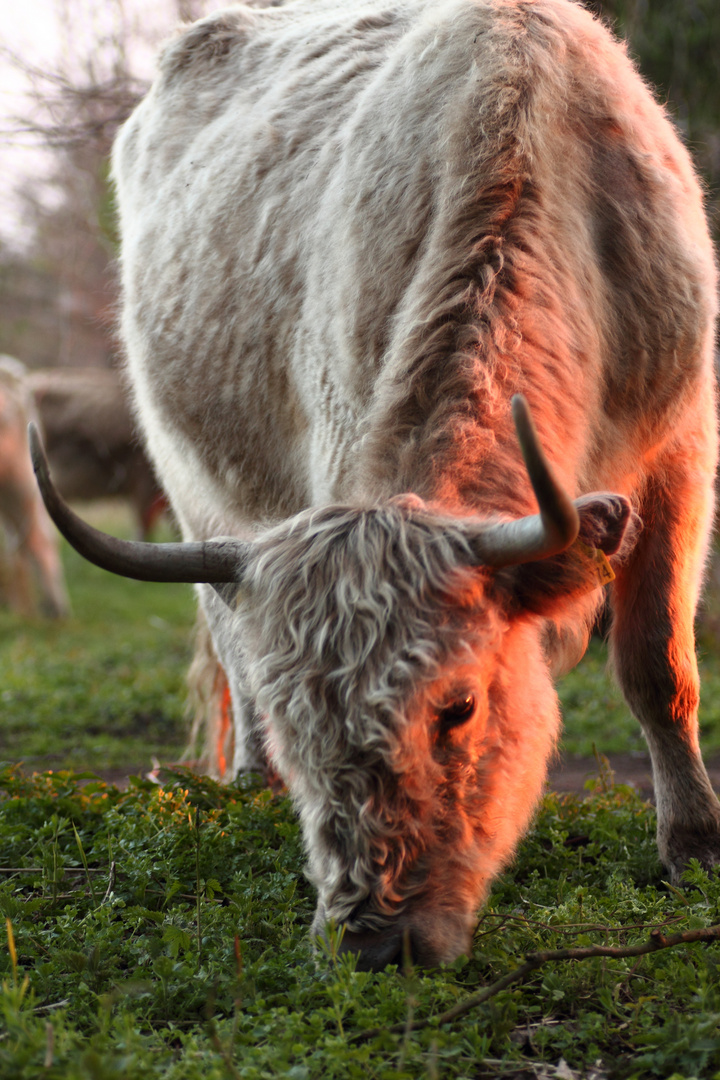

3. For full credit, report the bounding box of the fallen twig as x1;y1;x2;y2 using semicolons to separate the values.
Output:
33;999;70;1014
473;912;685;939
353;922;720;1043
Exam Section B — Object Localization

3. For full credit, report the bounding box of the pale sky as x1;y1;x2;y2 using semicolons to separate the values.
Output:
0;0;212;248
1;0;60;244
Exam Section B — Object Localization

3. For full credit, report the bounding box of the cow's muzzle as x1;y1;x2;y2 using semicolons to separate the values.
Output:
337;913;474;971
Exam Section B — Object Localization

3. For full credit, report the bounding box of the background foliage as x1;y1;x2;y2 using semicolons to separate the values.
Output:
0;511;193;775
595;0;720;235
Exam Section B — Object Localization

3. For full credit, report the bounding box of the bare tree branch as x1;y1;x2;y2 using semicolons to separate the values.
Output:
473;911;686;940
353;922;720;1043
0;44;146;152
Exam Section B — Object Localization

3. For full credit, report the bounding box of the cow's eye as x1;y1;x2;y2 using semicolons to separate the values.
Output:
438;694;476;730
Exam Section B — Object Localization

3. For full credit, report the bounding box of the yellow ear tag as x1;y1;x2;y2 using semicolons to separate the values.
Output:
572;538;615;587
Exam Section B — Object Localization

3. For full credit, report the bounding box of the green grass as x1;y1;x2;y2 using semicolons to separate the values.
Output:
0;515;196;774
1;768;720;1078
556;610;720;762
3;516;720;1076
558;638;720;761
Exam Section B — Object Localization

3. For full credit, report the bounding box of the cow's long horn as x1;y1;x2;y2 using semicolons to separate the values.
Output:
28;423;246;583
469;395;580;567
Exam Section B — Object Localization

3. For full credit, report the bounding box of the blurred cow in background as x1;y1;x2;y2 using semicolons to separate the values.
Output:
0;360;168;617
0;356;69;617
29;367;167;541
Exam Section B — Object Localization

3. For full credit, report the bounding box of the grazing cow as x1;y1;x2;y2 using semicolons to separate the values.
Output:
0;357;69;618
29;368;167;541
31;0;719;970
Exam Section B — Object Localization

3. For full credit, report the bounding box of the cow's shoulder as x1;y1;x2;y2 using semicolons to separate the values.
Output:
157;5;261;85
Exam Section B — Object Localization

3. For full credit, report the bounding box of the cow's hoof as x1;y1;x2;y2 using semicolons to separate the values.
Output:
662;823;720;884
233;762;286;794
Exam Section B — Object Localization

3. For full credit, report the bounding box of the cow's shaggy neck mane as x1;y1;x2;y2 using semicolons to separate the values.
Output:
356;0;695;516
366;185;533;493
350;5;547;509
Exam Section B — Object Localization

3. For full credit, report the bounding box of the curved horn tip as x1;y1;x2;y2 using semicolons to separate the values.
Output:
510;393;528;416
510;392;580;551
28;421;46;476
28;422;55;506
510;393;533;441
27;419;248;585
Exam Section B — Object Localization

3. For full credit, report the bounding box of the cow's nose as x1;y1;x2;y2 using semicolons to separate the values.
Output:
338;926;410;971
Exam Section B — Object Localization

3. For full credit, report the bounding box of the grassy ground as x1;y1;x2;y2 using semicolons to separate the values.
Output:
0;509;196;775
2;768;720;1079
558;639;720;761
3;514;720;1077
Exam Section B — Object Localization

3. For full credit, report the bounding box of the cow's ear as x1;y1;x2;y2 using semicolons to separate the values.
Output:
495;493;641;616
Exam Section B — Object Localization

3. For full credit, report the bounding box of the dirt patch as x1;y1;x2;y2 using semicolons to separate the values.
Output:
56;753;720;799
550;752;720;798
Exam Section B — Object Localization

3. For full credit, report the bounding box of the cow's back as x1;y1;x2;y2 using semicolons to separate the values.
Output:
112;0;716;536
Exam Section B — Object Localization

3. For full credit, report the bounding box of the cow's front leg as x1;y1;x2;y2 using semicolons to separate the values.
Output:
199;585;269;779
610;447;720;882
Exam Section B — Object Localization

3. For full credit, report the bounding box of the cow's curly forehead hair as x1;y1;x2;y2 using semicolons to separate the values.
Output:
237;502;505;923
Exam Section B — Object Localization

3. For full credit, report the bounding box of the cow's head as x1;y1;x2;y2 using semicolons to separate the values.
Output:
29;397;634;969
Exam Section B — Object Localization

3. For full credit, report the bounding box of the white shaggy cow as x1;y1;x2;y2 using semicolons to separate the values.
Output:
31;0;719;969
